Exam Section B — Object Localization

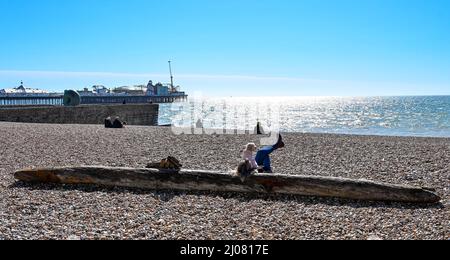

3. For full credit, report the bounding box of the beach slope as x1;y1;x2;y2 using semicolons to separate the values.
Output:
0;122;448;239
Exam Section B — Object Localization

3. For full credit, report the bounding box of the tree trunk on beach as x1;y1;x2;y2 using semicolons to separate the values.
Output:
14;166;441;204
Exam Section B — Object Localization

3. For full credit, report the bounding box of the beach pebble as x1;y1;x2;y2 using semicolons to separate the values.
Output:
66;235;81;240
367;234;383;240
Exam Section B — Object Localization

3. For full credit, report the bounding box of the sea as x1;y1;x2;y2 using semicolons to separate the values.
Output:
158;96;450;138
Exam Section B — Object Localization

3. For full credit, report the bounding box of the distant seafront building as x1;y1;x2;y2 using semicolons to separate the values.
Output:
0;81;51;96
0;81;63;106
113;85;147;95
77;85;110;96
77;80;184;97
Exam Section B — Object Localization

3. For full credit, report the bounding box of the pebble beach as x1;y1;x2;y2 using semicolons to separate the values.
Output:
0;122;448;240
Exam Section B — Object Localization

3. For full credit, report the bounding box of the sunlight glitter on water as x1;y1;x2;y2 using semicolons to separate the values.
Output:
159;96;450;137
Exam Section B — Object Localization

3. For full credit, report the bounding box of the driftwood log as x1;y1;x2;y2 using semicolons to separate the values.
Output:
14;166;441;204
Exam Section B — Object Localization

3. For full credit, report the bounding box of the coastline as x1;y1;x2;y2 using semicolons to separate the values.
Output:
0;122;448;239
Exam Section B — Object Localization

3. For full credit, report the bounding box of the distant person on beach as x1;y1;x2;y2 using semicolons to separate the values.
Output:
255;121;265;135
238;134;285;175
104;117;114;128
112;117;126;128
196;119;204;129
105;117;126;128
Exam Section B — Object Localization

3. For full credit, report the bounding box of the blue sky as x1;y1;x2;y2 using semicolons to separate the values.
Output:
0;0;449;96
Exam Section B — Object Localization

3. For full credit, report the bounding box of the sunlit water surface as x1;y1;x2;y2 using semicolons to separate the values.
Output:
158;96;450;138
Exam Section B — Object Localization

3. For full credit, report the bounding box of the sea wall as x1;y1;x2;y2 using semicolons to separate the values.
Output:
0;104;159;126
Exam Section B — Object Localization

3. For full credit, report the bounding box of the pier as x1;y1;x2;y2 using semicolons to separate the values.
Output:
0;94;187;107
79;94;188;105
0;95;64;106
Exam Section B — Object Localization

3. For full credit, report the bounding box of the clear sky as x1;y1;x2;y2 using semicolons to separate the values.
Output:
0;0;449;96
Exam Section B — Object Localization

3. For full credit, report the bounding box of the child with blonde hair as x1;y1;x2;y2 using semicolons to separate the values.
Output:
241;143;258;170
237;135;285;177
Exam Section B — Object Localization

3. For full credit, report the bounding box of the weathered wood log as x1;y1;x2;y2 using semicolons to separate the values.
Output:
14;166;441;204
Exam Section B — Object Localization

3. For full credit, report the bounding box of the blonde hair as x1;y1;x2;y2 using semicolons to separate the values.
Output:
245;143;257;152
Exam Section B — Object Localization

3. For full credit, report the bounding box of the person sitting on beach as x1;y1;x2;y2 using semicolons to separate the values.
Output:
104;117;114;128
236;159;255;179
105;117;126;129
238;135;285;175
241;143;258;171
254;134;285;173
112;117;126;128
